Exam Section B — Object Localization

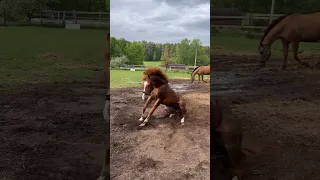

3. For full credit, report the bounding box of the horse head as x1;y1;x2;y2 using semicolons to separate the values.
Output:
258;42;271;67
141;72;153;101
141;67;169;101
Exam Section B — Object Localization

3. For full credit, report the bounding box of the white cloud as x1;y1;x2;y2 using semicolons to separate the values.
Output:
110;0;210;46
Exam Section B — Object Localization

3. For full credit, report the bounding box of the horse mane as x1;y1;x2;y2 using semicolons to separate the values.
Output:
144;67;169;81
141;72;147;81
260;13;292;44
191;66;200;76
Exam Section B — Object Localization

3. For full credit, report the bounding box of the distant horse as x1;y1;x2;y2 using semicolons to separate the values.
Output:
138;67;187;128
97;32;110;180
212;99;246;180
258;12;320;70
191;65;210;83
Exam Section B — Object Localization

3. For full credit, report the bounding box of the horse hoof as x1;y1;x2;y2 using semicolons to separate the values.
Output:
232;176;239;180
181;123;185;126
139;117;144;121
97;176;106;180
169;114;175;118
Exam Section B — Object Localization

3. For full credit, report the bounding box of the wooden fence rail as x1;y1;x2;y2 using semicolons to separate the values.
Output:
211;13;285;29
30;10;109;28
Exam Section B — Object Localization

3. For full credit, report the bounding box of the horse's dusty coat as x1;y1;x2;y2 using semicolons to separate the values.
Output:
139;67;187;127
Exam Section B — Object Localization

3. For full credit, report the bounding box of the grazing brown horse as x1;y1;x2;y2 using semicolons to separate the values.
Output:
212;99;246;180
139;67;187;128
258;12;320;70
97;32;110;180
191;65;210;83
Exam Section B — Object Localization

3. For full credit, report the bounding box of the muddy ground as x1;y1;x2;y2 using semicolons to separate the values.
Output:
212;55;320;180
110;80;210;180
0;80;107;180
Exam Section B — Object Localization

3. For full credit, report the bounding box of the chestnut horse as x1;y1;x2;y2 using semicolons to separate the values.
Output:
142;73;176;118
138;67;187;128
191;65;210;83
258;12;320;70
97;32;110;180
212;99;247;180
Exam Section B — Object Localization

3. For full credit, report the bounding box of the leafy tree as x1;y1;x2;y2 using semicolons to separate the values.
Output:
124;41;144;65
110;55;129;68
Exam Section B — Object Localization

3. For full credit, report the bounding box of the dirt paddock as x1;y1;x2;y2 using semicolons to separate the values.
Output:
110;80;210;180
0;80;107;180
212;55;320;180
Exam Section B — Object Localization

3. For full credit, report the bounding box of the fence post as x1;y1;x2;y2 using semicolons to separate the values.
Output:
57;11;60;25
63;10;66;24
73;10;77;24
98;12;101;21
40;11;42;25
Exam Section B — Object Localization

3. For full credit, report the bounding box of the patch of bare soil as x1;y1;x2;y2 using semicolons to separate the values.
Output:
212;55;320;179
110;80;210;180
0;80;107;180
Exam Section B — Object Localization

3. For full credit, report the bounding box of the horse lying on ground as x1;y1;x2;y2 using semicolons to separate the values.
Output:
212;99;248;180
191;65;210;83
138;67;187;128
97;32;110;180
258;12;320;70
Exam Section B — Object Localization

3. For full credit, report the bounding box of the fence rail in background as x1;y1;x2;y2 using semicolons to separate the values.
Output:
30;10;109;28
117;64;198;72
211;13;285;29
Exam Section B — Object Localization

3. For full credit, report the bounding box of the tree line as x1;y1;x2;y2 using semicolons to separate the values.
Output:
110;37;210;68
212;0;320;14
0;0;108;23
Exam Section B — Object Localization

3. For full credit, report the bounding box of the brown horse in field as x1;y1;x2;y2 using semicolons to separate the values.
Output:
191;65;210;83
97;32;110;180
139;67;187;128
258;12;320;70
212;99;247;180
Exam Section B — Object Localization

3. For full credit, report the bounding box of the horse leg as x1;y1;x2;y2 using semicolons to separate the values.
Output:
139;96;153;121
178;99;187;125
97;141;110;180
281;39;289;70
292;42;310;67
198;74;200;84
139;99;160;127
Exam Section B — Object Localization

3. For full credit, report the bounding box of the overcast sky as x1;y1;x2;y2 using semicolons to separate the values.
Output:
110;0;210;46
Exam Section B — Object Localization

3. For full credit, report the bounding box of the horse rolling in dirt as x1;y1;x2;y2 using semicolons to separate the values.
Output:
191;65;210;83
97;32;110;180
138;67;187;128
212;99;250;180
258;12;320;70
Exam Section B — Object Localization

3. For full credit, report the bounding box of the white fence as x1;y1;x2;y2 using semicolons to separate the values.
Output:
117;65;197;73
211;13;285;29
31;10;109;28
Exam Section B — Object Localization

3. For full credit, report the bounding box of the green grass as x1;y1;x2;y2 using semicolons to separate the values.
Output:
143;61;161;67
0;26;106;86
212;34;320;56
110;69;193;88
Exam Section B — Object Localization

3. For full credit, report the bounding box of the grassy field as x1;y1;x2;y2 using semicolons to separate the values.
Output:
0;26;106;86
110;69;193;88
212;33;320;56
143;61;161;67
